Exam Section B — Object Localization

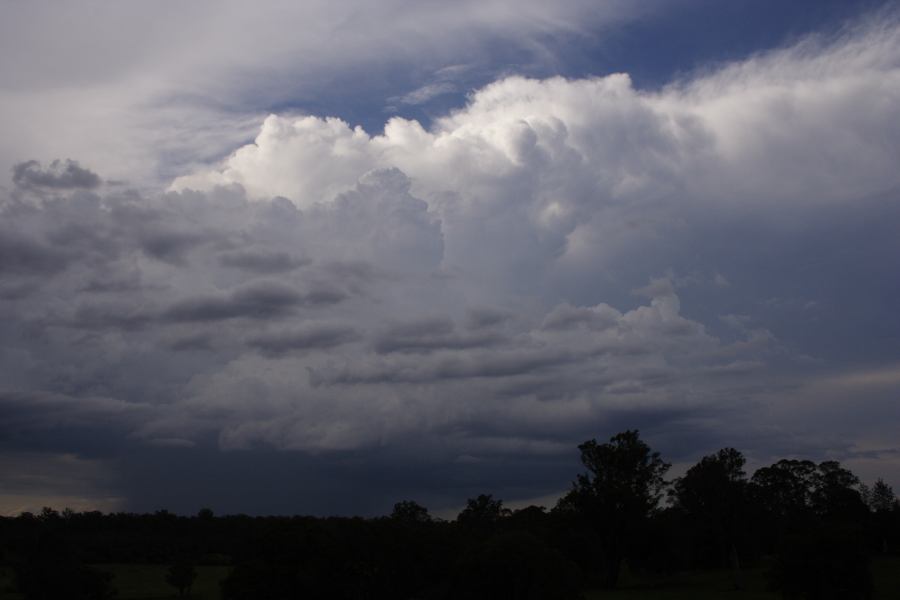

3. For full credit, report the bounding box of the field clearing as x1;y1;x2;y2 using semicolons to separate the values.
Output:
584;565;775;600
0;565;228;600
586;556;900;599
101;564;229;600
1;557;898;599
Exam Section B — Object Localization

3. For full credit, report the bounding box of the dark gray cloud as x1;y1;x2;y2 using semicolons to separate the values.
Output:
139;230;212;265
0;229;68;275
3;152;899;514
248;323;360;356
0;390;151;458
541;303;619;331
314;346;575;386
12;159;101;190
219;250;310;273
167;333;215;352
70;302;155;331
465;307;512;330
163;281;307;322
373;317;506;354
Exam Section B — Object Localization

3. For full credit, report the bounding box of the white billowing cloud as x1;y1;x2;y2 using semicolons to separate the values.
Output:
174;16;900;290
663;18;900;205
179;15;900;209
0;0;650;187
175;117;380;207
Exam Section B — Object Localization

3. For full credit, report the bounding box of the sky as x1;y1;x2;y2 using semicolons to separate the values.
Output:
1;0;899;517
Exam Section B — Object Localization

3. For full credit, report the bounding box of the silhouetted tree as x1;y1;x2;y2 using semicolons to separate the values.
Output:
391;500;432;523
753;459;873;599
38;507;59;522
1;440;893;599
507;505;549;534
861;478;897;554
457;494;508;533
867;479;896;513
752;459;818;516
559;430;670;588
671;448;749;588
166;561;197;597
751;459;819;549
814;461;866;520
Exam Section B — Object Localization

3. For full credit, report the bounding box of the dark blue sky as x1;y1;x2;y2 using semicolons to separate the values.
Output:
284;0;891;135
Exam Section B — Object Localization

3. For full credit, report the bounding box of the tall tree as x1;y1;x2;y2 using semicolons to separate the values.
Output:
672;448;749;589
859;477;900;554
866;478;896;513
560;430;670;588
751;458;818;547
166;561;197;598
457;494;508;529
391;500;432;524
813;461;867;521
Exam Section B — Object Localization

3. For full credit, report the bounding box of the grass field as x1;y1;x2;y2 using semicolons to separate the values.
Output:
1;557;898;599
585;556;900;599
0;569;20;600
584;565;776;600
101;564;230;600
0;565;228;600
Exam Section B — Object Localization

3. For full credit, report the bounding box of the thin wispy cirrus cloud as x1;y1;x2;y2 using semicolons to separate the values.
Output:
1;0;899;517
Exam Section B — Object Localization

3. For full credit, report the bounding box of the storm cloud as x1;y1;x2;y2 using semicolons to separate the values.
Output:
1;6;899;516
12;159;101;190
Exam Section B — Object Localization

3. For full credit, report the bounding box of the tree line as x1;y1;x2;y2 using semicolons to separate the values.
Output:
2;430;898;599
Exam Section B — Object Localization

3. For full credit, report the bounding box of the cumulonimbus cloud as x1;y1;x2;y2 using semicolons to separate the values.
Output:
2;14;900;513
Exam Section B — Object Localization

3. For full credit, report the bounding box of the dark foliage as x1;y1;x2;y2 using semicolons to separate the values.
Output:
0;432;897;598
558;430;670;588
457;494;509;535
671;448;751;587
166;560;197;597
770;526;873;600
9;526;116;600
447;531;582;600
390;499;432;524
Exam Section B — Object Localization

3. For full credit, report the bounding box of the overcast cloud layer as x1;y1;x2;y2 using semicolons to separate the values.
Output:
2;3;900;516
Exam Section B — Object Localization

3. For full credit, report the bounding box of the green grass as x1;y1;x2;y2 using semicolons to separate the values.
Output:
1;557;899;599
0;567;22;600
0;565;229;600
584;564;776;600
585;556;900;599
101;564;229;600
871;556;900;600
